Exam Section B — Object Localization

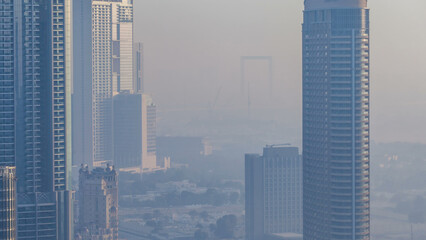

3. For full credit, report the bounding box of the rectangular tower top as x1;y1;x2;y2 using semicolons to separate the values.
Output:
305;0;367;11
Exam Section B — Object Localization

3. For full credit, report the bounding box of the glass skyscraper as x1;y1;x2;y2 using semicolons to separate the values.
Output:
0;1;73;239
302;0;370;239
0;166;17;240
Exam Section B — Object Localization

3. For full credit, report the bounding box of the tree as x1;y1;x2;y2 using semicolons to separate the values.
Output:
214;215;238;239
194;229;209;240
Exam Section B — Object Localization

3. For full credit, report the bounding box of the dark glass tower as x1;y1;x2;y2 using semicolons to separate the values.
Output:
302;0;370;239
0;1;73;239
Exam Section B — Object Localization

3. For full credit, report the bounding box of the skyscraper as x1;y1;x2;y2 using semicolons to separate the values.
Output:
0;166;17;240
73;0;93;168
144;95;158;171
0;0;15;167
113;93;158;172
92;0;134;166
0;1;73;239
302;0;370;239
245;146;303;240
77;166;118;240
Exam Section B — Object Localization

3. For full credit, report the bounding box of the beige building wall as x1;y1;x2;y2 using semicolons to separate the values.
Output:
78;166;118;240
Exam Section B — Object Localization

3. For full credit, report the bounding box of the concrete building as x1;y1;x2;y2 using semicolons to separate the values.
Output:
0;167;17;240
91;0;134;166
144;94;158;171
78;166;118;240
0;1;73;239
113;93;160;172
245;146;302;240
302;0;371;239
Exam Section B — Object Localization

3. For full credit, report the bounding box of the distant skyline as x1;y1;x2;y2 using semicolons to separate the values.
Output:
133;0;426;144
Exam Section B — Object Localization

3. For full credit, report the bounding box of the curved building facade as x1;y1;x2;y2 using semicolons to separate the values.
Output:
302;1;370;239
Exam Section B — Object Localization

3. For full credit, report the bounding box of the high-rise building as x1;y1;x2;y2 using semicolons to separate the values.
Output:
144;95;158;171
0;166;17;240
77;166;118;240
113;93;158;172
245;146;303;240
302;0;370;239
73;0;93;168
0;0;15;167
0;1;74;239
133;42;144;93
92;0;134;166
113;93;142;169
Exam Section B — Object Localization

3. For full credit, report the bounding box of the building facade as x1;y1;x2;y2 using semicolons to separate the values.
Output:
73;0;93;168
78;166;118;240
91;0;134;166
0;167;17;240
143;94;157;171
0;0;15;167
0;1;73;239
302;0;370;239
133;42;144;93
245;146;302;240
113;93;158;172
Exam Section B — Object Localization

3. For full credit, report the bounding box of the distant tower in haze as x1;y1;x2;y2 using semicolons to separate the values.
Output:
113;93;158;172
78;166;118;240
144;95;158;171
0;166;17;240
245;146;303;240
303;0;371;239
133;42;144;93
92;0;134;166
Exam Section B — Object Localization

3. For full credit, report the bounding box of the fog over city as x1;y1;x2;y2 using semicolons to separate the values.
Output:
2;0;426;240
134;0;426;144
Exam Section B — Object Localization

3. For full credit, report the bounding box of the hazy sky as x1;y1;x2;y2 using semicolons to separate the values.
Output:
133;0;426;144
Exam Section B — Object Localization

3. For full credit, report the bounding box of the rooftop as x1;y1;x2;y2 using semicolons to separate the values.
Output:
305;0;367;11
266;233;303;240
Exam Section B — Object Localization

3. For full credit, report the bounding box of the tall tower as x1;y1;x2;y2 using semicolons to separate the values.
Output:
302;0;370;239
0;1;73;239
91;0;134;166
0;166;17;240
73;0;93;168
